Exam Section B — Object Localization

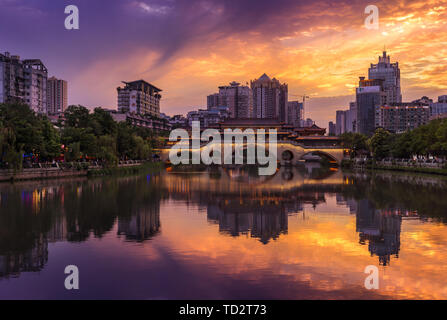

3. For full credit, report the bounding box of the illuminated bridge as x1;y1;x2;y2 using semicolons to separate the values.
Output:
159;136;347;166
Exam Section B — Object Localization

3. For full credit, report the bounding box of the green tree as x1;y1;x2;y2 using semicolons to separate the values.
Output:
64;105;91;128
340;132;368;158
96;135;118;167
368;128;392;160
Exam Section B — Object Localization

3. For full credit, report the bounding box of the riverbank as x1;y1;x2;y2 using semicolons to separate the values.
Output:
0;162;163;183
342;159;447;176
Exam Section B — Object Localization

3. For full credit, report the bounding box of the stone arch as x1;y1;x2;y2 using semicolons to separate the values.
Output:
281;150;294;161
299;150;339;165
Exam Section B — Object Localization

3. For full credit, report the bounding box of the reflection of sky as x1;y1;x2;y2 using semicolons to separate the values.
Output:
1;169;447;299
156;198;447;299
1;189;447;299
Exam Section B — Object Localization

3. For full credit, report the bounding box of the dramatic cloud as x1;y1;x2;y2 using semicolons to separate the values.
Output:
1;0;447;126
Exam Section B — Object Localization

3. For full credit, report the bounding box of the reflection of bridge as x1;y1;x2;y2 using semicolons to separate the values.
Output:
160;137;347;166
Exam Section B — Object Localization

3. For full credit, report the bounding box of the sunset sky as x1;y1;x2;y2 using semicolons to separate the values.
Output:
1;0;447;127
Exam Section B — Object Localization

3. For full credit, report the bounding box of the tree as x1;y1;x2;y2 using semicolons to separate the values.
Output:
64;105;91;128
90;108;117;137
368;128;392;160
340;132;368;158
96;135;118;167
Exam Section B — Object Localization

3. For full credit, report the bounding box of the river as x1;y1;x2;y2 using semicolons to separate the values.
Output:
0;165;446;299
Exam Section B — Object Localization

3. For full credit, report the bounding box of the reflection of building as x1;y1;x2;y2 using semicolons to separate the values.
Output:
118;207;161;242
47;215;68;243
355;200;401;266
207;200;289;244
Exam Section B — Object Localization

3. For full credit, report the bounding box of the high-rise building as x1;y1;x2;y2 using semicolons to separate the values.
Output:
47;76;67;114
368;51;402;105
0;52;24;105
251;74;288;121
0;52;48;114
217;82;252;119
336;110;346;135
207;93;220;110
335;102;357;135
328;121;336;136
356;77;386;135
299;118;316;128
347;102;357;133
430;95;447;118
376;103;430;133
187;106;230;128
287;101;304;126
117;80;162;117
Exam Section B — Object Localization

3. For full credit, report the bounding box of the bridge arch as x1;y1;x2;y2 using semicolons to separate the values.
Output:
281;150;294;162
298;150;339;164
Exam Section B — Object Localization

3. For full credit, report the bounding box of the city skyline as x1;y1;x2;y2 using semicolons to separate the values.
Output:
2;0;447;127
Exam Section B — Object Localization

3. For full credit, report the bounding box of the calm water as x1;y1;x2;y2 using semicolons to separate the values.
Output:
1;165;447;300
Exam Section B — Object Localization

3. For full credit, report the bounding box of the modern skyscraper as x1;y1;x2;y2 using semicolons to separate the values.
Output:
335;110;346;135
287;101;304;126
0;52;48;114
217;82;253;119
347;102;357;133
356;77;386;135
47;76;68;114
117;80;162;117
251;74;288;121
328;121;336;136
368;51;402;105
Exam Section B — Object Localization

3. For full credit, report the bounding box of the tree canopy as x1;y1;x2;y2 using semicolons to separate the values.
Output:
0;103;158;169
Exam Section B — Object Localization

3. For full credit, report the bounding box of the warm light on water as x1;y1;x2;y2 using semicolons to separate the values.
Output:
0;166;447;299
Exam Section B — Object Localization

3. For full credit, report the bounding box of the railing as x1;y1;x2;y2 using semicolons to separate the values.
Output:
353;158;446;169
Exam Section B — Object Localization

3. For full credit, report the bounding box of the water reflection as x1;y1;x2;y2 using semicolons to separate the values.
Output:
0;165;447;299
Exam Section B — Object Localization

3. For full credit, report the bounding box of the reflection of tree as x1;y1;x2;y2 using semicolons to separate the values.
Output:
340;173;447;223
0;171;164;279
0;235;48;279
0;187;57;279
